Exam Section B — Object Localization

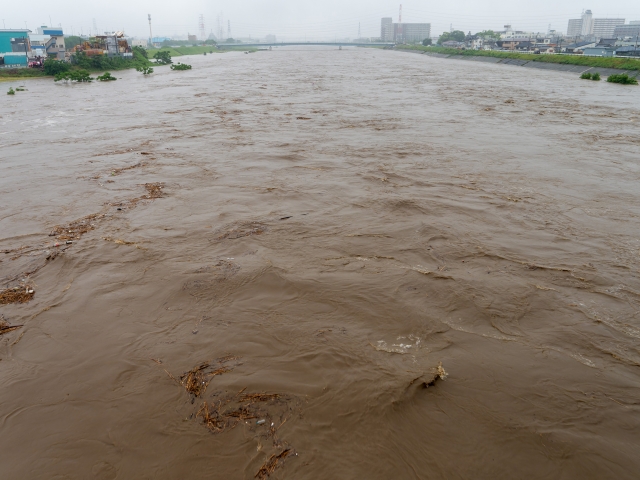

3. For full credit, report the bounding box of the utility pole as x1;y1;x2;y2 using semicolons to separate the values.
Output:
148;14;152;45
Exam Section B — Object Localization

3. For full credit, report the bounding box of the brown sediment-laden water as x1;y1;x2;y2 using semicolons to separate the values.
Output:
1;48;640;479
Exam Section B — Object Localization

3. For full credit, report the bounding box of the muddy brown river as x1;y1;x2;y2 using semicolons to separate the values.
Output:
2;48;640;479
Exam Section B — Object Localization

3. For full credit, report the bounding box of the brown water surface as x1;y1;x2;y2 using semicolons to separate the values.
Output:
1;48;640;479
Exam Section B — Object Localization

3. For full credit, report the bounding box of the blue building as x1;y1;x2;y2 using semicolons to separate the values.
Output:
0;29;31;67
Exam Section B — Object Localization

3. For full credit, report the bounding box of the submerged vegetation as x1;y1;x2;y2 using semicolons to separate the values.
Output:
136;66;154;75
54;70;94;82
607;73;638;85
580;72;601;81
96;72;117;81
7;87;15;95
170;63;192;70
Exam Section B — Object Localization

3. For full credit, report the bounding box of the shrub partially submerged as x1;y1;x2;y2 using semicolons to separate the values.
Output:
96;72;117;81
580;72;592;79
7;87;15;95
54;70;94;82
136;66;154;75
607;73;638;85
170;63;192;70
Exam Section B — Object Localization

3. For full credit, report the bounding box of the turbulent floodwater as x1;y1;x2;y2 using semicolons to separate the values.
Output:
1;48;640;479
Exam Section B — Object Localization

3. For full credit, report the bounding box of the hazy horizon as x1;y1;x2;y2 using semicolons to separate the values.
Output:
3;0;640;40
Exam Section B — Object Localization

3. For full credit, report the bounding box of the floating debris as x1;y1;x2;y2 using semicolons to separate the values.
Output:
255;449;293;479
143;182;165;199
239;393;280;403
0;286;35;305
180;362;231;397
0;316;23;335
409;362;448;389
49;213;105;241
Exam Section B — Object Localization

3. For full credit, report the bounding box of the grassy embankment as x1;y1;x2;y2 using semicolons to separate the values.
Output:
153;45;257;56
396;44;640;71
0;69;48;81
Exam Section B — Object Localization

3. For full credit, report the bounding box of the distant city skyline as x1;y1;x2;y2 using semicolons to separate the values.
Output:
2;1;640;39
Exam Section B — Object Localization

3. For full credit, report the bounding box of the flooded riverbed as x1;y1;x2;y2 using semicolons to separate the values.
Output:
2;48;640;479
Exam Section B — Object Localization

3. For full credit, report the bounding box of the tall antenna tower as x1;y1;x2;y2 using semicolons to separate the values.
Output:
358;22;361;38
228;20;231;39
148;14;153;44
199;14;205;40
398;4;403;41
216;13;224;40
93;18;98;35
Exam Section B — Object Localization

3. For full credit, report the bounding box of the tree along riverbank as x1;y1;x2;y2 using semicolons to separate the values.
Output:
396;45;640;72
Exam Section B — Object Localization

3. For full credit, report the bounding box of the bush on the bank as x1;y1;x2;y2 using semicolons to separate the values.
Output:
580;72;592;79
170;63;192;70
44;59;71;75
96;72;117;81
607;73;638;85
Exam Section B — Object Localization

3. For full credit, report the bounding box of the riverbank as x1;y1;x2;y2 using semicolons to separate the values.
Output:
0;69;48;80
154;45;257;56
396;44;640;76
0;47;255;82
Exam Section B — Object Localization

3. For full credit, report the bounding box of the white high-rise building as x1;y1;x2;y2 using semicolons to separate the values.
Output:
593;18;625;38
381;18;393;41
567;18;583;37
581;10;594;35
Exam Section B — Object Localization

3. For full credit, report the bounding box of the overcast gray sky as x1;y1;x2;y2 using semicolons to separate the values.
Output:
3;0;640;39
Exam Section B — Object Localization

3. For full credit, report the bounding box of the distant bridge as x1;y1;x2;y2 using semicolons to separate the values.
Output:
216;42;395;49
